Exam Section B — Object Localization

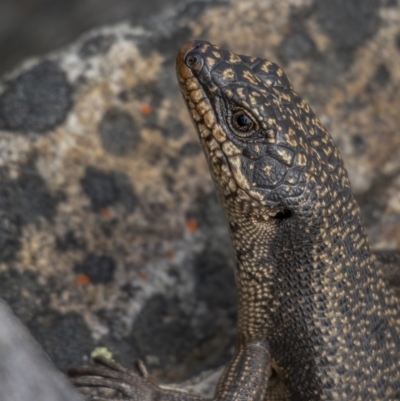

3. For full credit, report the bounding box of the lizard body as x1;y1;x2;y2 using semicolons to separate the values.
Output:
70;41;400;401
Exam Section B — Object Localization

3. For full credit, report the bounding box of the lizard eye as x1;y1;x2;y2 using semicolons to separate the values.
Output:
232;110;255;133
235;113;252;128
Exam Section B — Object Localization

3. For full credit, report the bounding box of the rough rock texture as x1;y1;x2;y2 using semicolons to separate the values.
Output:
1;0;400;395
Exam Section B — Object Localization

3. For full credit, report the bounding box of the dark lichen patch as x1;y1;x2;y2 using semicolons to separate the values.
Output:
188;247;236;376
287;1;314;26
74;253;116;284
130;295;199;372
356;171;399;227
154;26;193;61
157;68;181;99
184;193;236;365
194;249;236;316
78;34;116;59
98;108;140;156
160;116;185;139
15;161;60;223
0;61;72;133
342;96;364;112
180;141;201;157
315;0;381;50
162;170;176;194
0;205;21;262
100;218;119;238
193;190;226;230
279;31;317;63
0;269;46;322
133;81;165;110
365;64;392;94
27;311;94;372
351;134;367;156
120;282;141;298
373;64;391;86
138;26;192;60
137;0;219;59
309;50;355;87
177;0;219;21
56;230;86;252
383;0;398;6
118;89;133;103
81;166;138;212
0;162;58;261
132;81;157;99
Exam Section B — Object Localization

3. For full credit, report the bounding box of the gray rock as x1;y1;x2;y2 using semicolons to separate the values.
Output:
0;300;83;401
0;0;400;397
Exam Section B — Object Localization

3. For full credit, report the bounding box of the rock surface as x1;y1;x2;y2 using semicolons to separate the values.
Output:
0;300;83;401
0;0;400;395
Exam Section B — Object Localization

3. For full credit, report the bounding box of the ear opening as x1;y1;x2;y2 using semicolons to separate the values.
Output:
271;209;292;220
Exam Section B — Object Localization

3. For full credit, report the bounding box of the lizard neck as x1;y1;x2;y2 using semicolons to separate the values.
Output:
228;190;400;395
231;197;373;340
223;172;374;338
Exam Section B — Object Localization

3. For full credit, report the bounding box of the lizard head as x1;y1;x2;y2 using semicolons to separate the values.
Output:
176;41;348;228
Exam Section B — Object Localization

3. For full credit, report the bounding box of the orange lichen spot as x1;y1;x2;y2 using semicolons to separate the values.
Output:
138;271;149;280
76;274;90;285
140;103;152;115
100;207;112;217
166;252;175;260
186;219;198;232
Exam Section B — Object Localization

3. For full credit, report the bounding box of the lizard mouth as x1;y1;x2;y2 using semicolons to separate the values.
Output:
176;40;220;140
176;42;255;204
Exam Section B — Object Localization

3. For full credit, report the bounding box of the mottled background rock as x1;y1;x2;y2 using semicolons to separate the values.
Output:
0;0;191;75
1;0;400;392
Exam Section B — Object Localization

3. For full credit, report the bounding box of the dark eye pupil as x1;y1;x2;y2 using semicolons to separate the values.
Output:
236;113;252;127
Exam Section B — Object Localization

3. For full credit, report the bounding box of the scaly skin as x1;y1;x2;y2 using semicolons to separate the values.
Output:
70;41;400;400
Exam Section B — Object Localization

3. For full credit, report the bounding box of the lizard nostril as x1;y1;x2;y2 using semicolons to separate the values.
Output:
185;54;202;70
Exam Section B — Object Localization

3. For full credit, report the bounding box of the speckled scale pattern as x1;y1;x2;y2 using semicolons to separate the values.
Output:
176;41;400;400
